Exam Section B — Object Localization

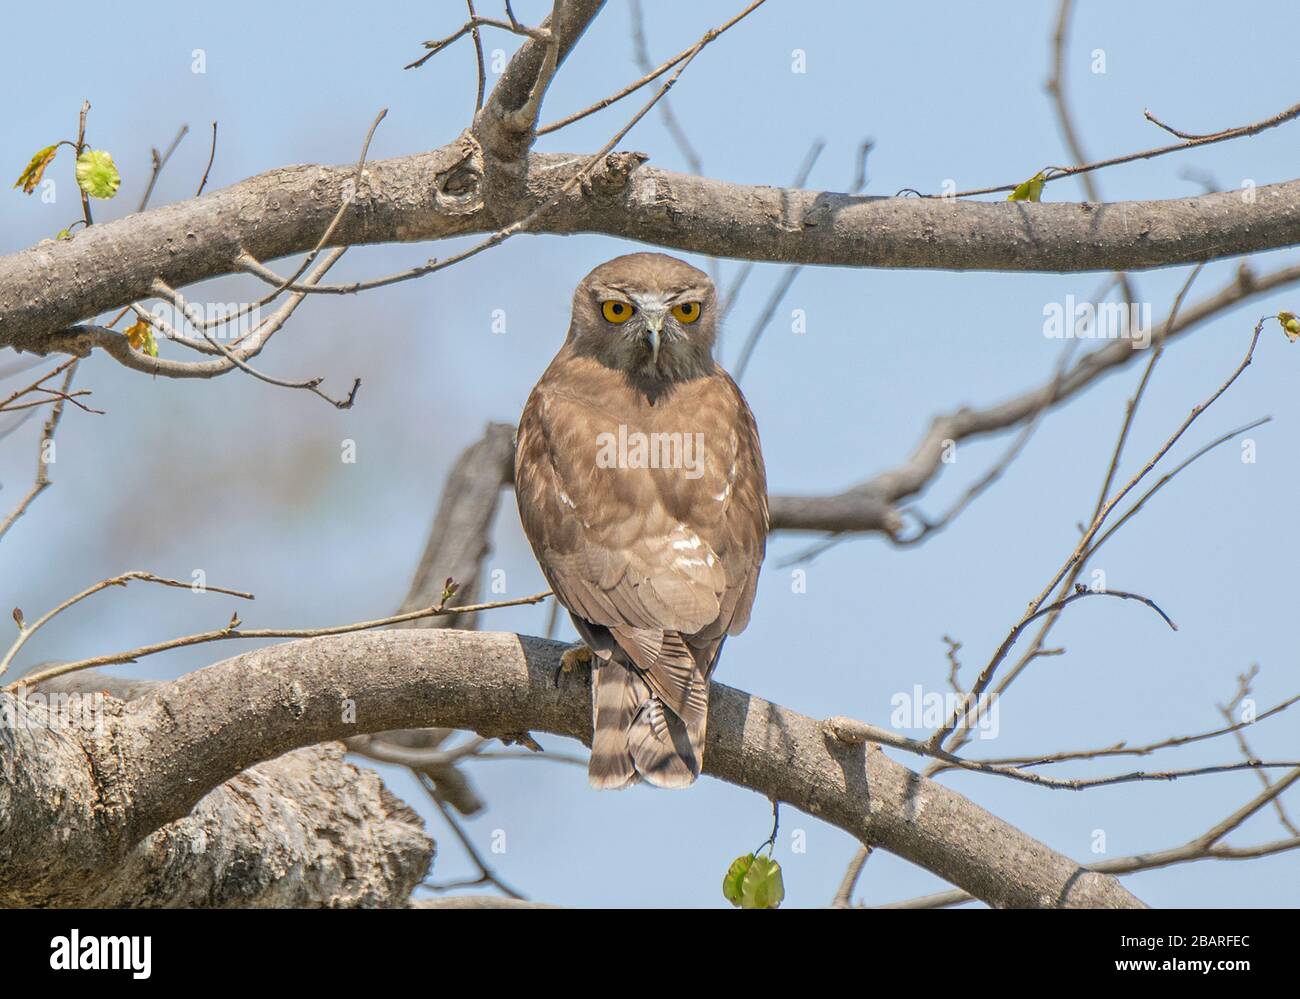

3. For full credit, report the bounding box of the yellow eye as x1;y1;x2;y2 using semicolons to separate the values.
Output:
671;302;702;324
601;300;634;324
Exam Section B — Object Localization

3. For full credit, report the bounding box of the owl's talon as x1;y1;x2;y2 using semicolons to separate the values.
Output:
554;643;595;687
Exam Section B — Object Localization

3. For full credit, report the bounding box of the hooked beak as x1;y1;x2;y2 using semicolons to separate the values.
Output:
643;310;666;365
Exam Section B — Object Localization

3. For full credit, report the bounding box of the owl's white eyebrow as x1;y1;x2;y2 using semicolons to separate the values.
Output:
651;286;709;304
593;285;709;302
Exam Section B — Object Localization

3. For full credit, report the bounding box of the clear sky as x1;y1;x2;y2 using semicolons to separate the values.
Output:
2;1;1298;907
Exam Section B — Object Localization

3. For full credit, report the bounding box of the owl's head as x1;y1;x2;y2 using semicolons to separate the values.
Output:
568;252;717;384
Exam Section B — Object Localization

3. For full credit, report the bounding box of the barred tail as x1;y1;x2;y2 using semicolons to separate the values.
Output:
589;660;703;790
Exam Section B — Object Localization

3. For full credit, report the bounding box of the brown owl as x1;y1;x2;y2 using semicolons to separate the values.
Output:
515;252;768;788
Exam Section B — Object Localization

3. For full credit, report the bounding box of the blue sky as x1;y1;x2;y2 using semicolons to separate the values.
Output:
2;1;1298;907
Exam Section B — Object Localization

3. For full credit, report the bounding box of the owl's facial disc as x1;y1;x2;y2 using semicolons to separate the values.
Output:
579;268;715;384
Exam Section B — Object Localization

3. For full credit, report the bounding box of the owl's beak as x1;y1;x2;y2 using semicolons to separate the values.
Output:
643;309;666;365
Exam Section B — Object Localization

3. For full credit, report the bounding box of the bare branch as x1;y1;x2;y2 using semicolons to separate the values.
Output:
0;570;254;677
0;363;77;543
5;591;550;692
196;121;218;196
769;261;1300;538
950;97;1300;199
137;123;188;213
880;769;1300;909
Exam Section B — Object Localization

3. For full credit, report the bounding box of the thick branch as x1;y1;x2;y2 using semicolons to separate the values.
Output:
2;671;432;907
0;629;1145;908
94;742;432;908
473;0;605;167
374;420;519;817
5;145;1300;352
394;422;516;629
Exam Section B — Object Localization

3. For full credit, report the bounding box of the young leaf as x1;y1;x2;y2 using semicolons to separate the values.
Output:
75;149;121;199
123;319;158;357
722;854;753;907
740;855;784;909
14;144;58;194
722;853;784;909
1008;171;1047;203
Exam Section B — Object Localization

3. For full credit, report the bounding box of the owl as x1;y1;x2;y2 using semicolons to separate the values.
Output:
515;252;768;788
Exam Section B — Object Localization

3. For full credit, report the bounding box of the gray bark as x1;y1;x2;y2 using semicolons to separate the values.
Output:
0;630;1146;909
393;421;516;629
3;144;1299;353
1;670;432;907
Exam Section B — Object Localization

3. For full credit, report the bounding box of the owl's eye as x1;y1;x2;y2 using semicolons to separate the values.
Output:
671;302;702;324
601;300;635;324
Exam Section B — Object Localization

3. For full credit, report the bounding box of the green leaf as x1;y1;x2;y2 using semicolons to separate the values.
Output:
722;853;785;909
740;855;784;909
1008;171;1047;203
123;319;157;357
55;227;71;241
722;854;753;907
75;149;120;199
14;144;58;194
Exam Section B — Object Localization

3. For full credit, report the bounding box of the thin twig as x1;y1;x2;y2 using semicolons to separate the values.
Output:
629;0;705;177
946;689;1300;770
536;0;768;135
926;586;1176;752
827;713;1297;791
137;124;188;213
1028;315;1267;618
417;774;527;899
5;591;551;691
197;323;361;409
1219;669;1300;836
1087;263;1204;536
0;570;255;676
405;13;549;71
0;363;77;544
76;100;92;227
831;846;872;908
946;98;1300;198
196;121;218;196
0;357;79;412
1085;416;1271;560
464;0;487;112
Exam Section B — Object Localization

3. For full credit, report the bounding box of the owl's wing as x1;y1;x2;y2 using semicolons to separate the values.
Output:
515;359;767;719
684;369;768;648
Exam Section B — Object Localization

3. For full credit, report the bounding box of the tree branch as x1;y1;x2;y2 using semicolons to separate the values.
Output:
4;670;432;907
0;629;1145;908
768;260;1300;537
6;142;1300;353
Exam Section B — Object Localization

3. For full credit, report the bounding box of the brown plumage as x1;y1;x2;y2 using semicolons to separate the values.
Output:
515;253;768;788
